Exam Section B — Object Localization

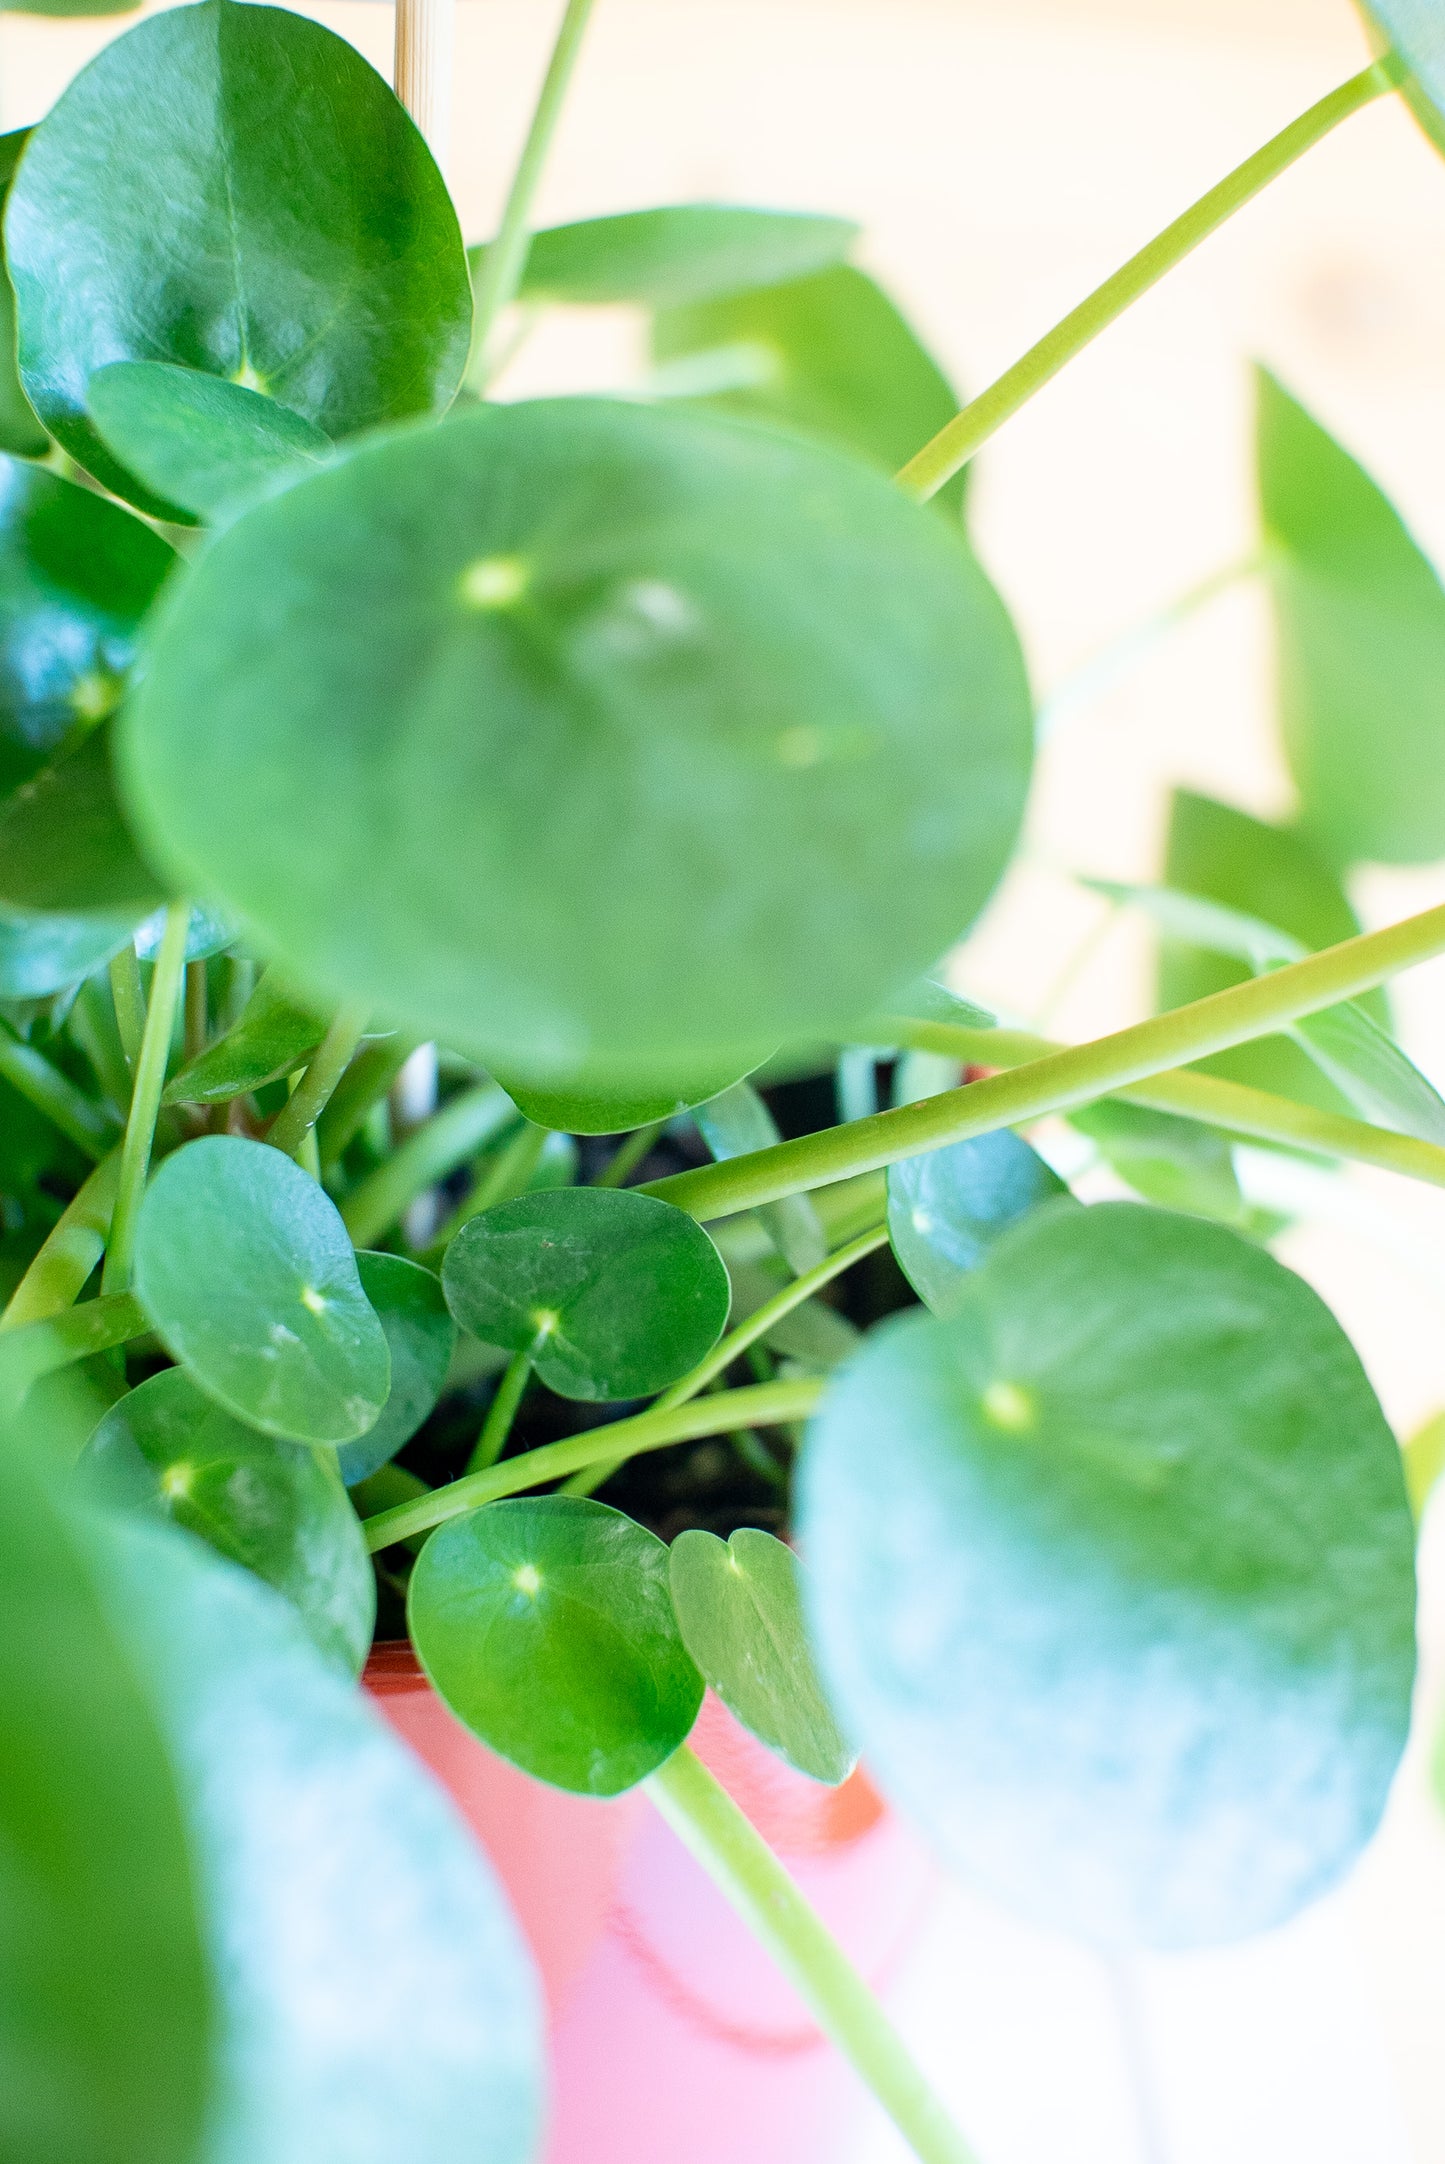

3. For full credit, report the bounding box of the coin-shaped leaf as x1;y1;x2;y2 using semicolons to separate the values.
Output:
89;362;331;525
119;397;1031;1088
133;1136;390;1444
887;1128;1073;1316
95;1511;543;2164
5;0;470;510
669;1527;855;1784
337;1252;456;1485
410;1495;704;1795
800;1201;1417;1948
81;1366;374;1673
441;1185;729;1401
481;202;858;309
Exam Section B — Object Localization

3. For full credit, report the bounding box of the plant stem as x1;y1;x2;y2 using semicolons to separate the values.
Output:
593;1119;666;1187
647;1746;980;2164
643;902;1445;1222
0;1288;147;1412
466;0;599;387
101;903;189;1296
363;1376;820;1550
183;959;208;1066
465;1118;548;1214
0;1151;122;1331
108;944;146;1074
266;1001;370;1162
465;1328;545;1474
895;60;1398;502
317;1034;417;1171
340;1082;516;1247
394;0;455;169
0;1020;119;1159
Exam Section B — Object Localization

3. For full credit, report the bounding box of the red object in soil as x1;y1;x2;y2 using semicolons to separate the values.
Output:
365;1642;935;2164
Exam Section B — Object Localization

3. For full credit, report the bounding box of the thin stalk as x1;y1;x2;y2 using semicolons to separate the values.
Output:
317;1033;416;1170
593;1119;666;1188
184;959;208;1066
0;1020;119;1159
0;1288;147;1412
394;0;455;169
363;1376;820;1551
0;1152;121;1331
108;944;146;1074
340;1082;516;1248
101;903;189;1295
466;0;599;387
647;1747;979;2164
266;1001;370;1162
465;1325;547;1475
642;902;1445;1222
468;1118;548;1213
896;60;1398;502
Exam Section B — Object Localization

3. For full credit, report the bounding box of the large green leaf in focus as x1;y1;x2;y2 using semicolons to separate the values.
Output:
0;136;46;454
1257;366;1445;864
410;1495;704;1795
669;1527;856;1784
442;1185;729;1400
477;202;858;309
800;1200;1417;1948
1354;2;1445;155
81;1366;375;1674
133;1136;390;1445
0;458;174;802
121;398;1031;1087
888;1128;1073;1316
5;0;471;510
337;1251;455;1486
89;362;331;526
0;1447;210;2164
652;264;967;513
95;1513;543;2164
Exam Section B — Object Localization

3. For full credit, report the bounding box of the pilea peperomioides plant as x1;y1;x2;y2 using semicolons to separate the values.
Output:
4;0;1445;2159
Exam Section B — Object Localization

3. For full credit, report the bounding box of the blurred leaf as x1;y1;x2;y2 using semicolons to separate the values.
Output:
1257;365;1445;864
337;1252;455;1486
0;907;131;999
81;1366;375;1673
1070;1098;1254;1227
800;1201;1417;1948
476;201;858;309
0;136;47;454
410;1495;703;1795
652;264;968;513
0;726;164;922
164;966;327;1105
134;1136;390;1445
120;398;1031;1085
496;1054;763;1136
669;1526;855;1784
695;1079;826;1275
887;1128;1073;1316
89;362;331;525
6;0;470;511
134;902;236;965
1403;1408;1445;1520
441;1186;729;1401
1354;2;1445;157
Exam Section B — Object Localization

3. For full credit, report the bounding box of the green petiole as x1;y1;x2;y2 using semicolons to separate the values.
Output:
0;1288;147;1412
340;1081;516;1247
0;1019;120;1159
0;1151;121;1331
101;903;190;1296
464;1326;547;1475
267;1000;370;1162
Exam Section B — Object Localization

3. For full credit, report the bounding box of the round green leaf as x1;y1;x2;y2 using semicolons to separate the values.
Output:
0;1450;211;2164
441;1185;729;1401
482;202;859;309
133;1136;390;1445
496;1053;762;1136
89;362;331;525
799;1201;1417;1949
0;457;173;802
81;1366;374;1674
0;726;164;920
5;0;471;510
337;1251;456;1485
669;1527;856;1784
410;1495;704;1795
95;1512;543;2164
887;1129;1073;1317
120;397;1032;1088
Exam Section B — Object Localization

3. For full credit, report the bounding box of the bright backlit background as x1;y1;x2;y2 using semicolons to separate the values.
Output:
6;2;1445;2155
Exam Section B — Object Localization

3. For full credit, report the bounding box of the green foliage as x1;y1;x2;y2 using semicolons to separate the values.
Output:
0;138;47;456
1069;1098;1255;1227
800;1202;1416;1948
81;1365;375;1673
338;1252;456;1485
88;362;331;525
887;1129;1073;1315
441;1185;730;1400
0;726;163;928
409;1495;704;1795
694;1079;826;1274
163;967;327;1105
133;1136;390;1444
1355;0;1445;155
496;1055;759;1135
5;0;470;509
478;201;859;308
669;1527;856;1784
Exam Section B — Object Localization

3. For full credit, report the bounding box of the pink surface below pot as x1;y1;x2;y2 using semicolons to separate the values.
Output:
365;1642;935;2164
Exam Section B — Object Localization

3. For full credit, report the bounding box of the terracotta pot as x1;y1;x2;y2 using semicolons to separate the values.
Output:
365;1642;935;2164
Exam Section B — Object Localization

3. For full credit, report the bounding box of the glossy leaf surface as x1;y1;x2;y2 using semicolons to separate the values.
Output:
0;725;164;923
887;1128;1073;1315
1258;366;1445;864
6;0;470;507
121;398;1031;1087
89;362;331;524
133;1136;390;1444
669;1526;855;1784
99;1514;544;2164
410;1495;704;1795
81;1365;374;1673
485;202;858;308
0;136;46;454
442;1185;729;1400
337;1251;455;1485
496;1054;761;1136
0;1447;210;2164
801;1201;1417;1948
0;907;130;998
164;967;327;1105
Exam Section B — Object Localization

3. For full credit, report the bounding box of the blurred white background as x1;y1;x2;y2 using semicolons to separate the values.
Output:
7;0;1445;2154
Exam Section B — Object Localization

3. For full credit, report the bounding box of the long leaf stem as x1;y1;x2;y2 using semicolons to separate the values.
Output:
642;902;1445;1223
340;1082;516;1247
267;1001;370;1161
101;903;189;1295
0;1288;147;1412
316;1033;417;1171
647;1746;980;2164
0;1021;119;1159
0;1152;121;1332
895;60;1398;502
464;1331;543;1474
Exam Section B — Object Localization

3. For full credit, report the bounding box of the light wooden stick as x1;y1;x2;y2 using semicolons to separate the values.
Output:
394;0;455;172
